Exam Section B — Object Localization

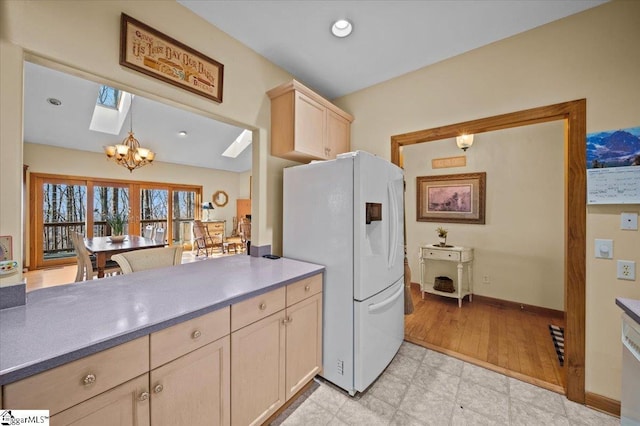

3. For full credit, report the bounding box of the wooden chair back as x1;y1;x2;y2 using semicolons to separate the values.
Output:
71;232;120;281
154;227;166;245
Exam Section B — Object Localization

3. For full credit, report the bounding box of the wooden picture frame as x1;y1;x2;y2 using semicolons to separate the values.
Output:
417;172;486;224
212;190;229;207
120;14;224;103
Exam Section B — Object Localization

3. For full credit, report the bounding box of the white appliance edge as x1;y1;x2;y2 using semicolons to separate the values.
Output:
283;151;404;395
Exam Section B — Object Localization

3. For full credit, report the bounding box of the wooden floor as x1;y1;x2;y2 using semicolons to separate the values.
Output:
405;283;566;394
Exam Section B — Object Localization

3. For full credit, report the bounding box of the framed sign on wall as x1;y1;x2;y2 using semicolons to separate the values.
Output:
120;13;224;103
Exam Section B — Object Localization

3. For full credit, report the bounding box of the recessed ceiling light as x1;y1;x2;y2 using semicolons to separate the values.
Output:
331;19;353;38
178;130;188;137
47;98;62;106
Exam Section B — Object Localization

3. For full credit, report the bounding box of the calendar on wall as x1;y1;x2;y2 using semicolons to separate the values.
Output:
586;126;640;205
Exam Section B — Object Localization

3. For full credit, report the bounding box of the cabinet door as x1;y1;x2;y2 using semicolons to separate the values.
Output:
150;337;230;426
294;91;327;159
285;293;323;400
236;199;251;221
50;374;149;426
231;311;286;426
325;109;350;159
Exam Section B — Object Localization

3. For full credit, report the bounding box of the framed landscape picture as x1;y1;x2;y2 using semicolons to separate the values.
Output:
417;172;486;224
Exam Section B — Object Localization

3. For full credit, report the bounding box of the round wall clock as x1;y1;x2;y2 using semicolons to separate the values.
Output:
213;190;229;207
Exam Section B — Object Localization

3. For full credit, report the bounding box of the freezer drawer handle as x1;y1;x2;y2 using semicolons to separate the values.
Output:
368;284;404;314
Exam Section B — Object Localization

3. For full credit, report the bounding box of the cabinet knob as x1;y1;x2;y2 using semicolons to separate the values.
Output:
192;330;202;339
304;285;310;292
281;318;289;325
154;384;164;394
138;391;150;401
82;374;96;386
259;302;267;311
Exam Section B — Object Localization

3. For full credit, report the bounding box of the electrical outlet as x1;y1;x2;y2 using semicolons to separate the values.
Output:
482;275;490;284
617;260;636;281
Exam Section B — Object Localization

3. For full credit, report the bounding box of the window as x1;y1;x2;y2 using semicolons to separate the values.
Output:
96;85;122;110
30;173;202;269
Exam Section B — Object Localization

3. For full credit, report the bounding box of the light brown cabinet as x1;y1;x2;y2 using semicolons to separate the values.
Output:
202;220;225;238
49;374;150;426
268;79;353;163
236;198;251;221
230;274;323;425
2;277;321;426
3;337;149;417
151;337;230;426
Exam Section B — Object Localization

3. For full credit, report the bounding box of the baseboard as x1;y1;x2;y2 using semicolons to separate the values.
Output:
410;282;564;319
585;392;620;417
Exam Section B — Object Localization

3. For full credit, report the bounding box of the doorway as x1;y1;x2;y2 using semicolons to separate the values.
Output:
391;99;587;403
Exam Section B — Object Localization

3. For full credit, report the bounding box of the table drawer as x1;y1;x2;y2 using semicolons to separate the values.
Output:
150;307;230;369
286;274;322;307
231;287;286;332
3;336;149;416
422;249;461;261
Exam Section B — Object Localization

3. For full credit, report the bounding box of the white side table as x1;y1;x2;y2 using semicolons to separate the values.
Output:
419;244;474;308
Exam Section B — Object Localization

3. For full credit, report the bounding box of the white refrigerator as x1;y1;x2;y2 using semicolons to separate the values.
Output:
283;150;405;395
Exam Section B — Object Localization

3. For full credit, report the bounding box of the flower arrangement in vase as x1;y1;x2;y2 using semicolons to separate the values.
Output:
436;226;448;247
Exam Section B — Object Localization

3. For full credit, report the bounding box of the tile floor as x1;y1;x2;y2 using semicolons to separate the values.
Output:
272;341;619;425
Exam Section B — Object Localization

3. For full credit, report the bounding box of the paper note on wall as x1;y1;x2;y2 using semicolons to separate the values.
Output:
587;166;640;204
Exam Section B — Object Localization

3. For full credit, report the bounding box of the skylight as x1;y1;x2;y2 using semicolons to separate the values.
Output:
222;129;252;158
89;88;131;135
96;85;122;109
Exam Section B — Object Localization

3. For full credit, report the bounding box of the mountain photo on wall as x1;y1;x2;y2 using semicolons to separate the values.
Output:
587;126;640;169
586;125;640;205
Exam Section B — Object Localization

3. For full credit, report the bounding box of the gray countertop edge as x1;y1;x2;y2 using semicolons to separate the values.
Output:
0;257;324;385
616;297;640;325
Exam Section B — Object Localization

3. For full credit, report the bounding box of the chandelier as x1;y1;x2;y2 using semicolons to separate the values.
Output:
104;96;155;172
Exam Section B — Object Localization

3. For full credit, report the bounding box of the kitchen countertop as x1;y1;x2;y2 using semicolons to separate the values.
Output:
0;255;323;385
616;297;640;325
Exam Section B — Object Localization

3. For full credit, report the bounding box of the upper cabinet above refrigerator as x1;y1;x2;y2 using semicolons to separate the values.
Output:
268;79;354;163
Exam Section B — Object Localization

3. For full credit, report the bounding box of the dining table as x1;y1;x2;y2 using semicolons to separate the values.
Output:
84;235;165;278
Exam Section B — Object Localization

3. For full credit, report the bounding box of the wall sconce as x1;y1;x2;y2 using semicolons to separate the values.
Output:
456;134;474;151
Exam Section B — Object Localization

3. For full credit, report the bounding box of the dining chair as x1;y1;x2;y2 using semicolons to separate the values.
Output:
143;225;154;239
239;218;251;253
111;246;183;274
154;227;166;245
70;232;121;282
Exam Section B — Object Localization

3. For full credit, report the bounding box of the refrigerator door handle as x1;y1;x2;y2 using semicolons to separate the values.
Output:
387;181;399;268
368;283;404;313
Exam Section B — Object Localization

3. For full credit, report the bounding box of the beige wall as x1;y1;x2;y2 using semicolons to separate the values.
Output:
334;1;640;401
403;122;565;310
0;0;294;285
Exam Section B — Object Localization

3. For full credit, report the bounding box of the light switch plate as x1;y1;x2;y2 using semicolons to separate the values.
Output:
594;239;613;259
621;212;638;230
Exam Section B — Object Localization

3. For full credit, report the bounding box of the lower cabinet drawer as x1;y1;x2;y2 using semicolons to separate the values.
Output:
3;337;149;416
286;274;322;306
422;249;461;261
231;287;286;332
150;307;230;369
49;374;150;426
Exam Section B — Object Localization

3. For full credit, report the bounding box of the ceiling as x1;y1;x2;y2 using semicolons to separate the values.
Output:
180;0;607;99
24;1;606;173
24;62;251;172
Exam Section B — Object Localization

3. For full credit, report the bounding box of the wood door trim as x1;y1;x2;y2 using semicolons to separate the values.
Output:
391;99;586;403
